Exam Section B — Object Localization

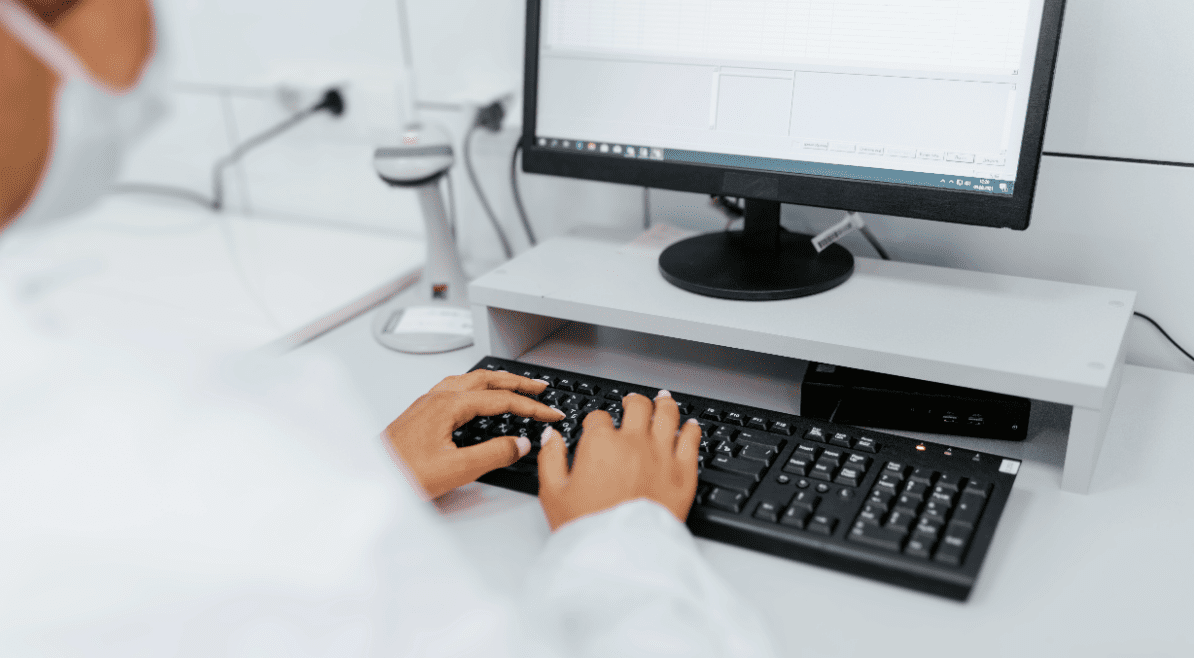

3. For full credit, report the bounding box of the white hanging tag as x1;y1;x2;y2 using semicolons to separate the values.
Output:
811;212;866;253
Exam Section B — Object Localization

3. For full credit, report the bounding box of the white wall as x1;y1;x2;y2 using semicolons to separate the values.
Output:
123;0;1194;375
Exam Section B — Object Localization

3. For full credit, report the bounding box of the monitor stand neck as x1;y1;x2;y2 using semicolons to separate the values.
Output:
657;197;856;301
742;199;782;255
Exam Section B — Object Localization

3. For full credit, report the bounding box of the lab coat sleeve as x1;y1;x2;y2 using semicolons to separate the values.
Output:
520;499;778;658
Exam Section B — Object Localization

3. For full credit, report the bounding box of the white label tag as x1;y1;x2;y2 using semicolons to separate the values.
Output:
390;306;473;336
811;213;865;253
999;459;1021;475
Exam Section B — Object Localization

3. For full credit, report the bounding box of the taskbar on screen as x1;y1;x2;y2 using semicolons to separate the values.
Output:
534;136;1016;196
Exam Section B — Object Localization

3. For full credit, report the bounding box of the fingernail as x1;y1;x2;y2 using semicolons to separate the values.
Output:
655;390;672;399
685;418;699;425
516;436;532;457
540;427;558;446
551;407;566;418
534;379;551;386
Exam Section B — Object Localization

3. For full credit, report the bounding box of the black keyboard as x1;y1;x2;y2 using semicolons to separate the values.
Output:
460;357;1020;601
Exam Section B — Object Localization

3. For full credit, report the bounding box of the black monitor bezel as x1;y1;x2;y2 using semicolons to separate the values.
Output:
520;0;1067;231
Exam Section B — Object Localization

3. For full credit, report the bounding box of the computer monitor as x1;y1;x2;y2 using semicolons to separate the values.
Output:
520;0;1067;300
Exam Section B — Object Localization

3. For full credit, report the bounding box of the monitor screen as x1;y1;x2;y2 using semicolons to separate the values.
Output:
522;0;1066;229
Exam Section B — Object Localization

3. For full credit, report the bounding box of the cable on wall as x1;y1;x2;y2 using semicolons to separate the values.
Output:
1134;312;1194;365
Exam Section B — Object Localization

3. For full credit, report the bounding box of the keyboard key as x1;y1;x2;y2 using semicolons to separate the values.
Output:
747;417;769;430
810;460;837;481
781;505;811;529
754;501;782;523
893;493;923;516
904;535;934;559
936;473;964;493
710;455;768;481
857;504;885;525
712;426;737;442
854;437;880;453
556;378;576;392
695;420;714;437
737;443;776;464
541;390;563;405
769;420;795;436
698;470;756;496
714;441;734;455
795;478;811;489
846;453;872;471
808;515;838;535
700;407;723;421
790;490;820;510
883;462;910;479
848;521;907;551
875;472;903;492
820;448;845;466
734;430;783;448
829;432;853;448
909;467;937;485
902;480;930;499
723;411;745;426
866;489;895;511
783;456;812;476
795;443;820;458
804;427;827;442
930;489;956;506
695;484;711;505
577;382;600;396
676;402;694;415
964;479;992;498
921;500;952;523
885;509;916;534
517;369;538;379
934;524;974;566
777;474;792;485
951;493;987;528
605;387;627;400
835;466;863;487
707;488;746;513
815;483;831;493
914;518;945;541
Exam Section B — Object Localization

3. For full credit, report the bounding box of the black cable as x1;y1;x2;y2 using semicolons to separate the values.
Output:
109;183;213;209
117;89;344;213
213;89;342;211
510;144;538;246
859;224;891;260
463;123;514;259
1134;312;1194;365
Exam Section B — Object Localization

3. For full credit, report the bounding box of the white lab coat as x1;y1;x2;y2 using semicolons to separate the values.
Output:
0;229;778;657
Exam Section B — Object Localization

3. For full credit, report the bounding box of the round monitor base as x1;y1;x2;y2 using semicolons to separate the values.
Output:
372;304;474;355
658;231;855;301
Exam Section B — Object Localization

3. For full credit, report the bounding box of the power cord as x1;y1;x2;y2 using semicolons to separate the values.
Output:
110;88;345;212
510;143;538;245
1134;312;1194;365
464;102;514;259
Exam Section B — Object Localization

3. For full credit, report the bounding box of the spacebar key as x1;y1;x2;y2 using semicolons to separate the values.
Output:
698;470;756;496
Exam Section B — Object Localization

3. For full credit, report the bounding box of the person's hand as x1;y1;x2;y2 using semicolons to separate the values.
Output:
537;390;702;531
385;370;565;500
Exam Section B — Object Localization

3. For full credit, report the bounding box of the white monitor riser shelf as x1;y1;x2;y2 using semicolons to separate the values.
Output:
468;231;1134;494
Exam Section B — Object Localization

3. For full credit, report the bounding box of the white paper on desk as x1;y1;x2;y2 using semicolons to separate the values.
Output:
392;306;473;336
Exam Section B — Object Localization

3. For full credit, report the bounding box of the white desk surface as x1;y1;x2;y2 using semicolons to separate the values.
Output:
308;287;1194;658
